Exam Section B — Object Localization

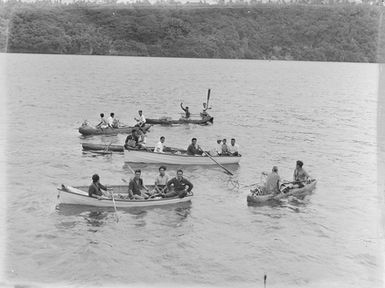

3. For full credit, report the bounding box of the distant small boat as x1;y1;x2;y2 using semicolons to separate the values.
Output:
57;184;192;208
78;124;152;136
146;115;213;125
247;180;317;204
124;147;241;165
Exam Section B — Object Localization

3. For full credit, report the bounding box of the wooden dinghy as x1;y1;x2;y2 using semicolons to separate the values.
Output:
78;123;152;136
57;184;192;208
124;147;241;165
146;115;214;125
247;180;317;204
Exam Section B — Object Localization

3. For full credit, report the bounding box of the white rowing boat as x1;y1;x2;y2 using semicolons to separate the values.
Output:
57;184;192;208
124;148;241;165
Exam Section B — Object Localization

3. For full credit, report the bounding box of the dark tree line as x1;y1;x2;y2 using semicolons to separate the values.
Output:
1;2;384;62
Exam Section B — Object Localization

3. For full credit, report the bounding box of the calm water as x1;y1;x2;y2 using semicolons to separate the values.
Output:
1;54;383;287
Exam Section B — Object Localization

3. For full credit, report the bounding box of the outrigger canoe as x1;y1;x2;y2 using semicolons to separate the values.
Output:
78;124;152;136
247;179;317;204
124;147;241;165
57;184;192;208
146;115;214;125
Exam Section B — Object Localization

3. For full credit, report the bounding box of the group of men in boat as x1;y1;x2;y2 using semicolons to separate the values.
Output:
257;160;312;196
180;102;211;119
89;167;193;200
95;110;146;130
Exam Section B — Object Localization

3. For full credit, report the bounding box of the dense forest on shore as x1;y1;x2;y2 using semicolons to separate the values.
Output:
0;2;384;62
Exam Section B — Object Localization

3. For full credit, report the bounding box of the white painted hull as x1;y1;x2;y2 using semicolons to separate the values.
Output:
57;185;192;208
124;149;241;165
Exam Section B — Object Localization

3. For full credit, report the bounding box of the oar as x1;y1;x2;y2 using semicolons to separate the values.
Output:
201;151;233;176
206;88;211;108
107;188;119;223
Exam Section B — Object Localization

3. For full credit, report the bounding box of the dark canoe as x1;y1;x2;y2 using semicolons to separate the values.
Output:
146;116;214;125
82;143;183;153
82;143;124;152
78;124;152;136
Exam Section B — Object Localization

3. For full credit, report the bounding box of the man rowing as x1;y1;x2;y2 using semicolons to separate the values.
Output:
180;103;190;118
88;174;109;198
187;138;203;156
162;169;193;198
293;160;310;188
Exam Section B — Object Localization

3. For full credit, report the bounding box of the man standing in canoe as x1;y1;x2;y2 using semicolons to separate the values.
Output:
88;174;109;198
265;166;281;195
187;138;203;155
163;169;193;198
180;103;191;118
128;169;150;200
293;160;310;188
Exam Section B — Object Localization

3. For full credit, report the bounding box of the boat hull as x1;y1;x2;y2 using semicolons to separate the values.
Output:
247;180;317;204
82;143;124;152
146;116;213;125
78;124;151;136
57;185;192;208
124;149;241;165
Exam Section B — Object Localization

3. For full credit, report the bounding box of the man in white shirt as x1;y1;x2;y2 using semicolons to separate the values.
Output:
135;110;146;127
210;139;222;156
96;113;108;129
107;112;115;128
154;136;165;153
228;138;240;156
154;166;169;194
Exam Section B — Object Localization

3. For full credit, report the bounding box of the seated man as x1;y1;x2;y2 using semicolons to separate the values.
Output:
124;129;140;149
154;136;166;153
128;169;149;200
134;110;146;127
228;138;240;156
96;113;108;129
107;112;119;128
154;166;169;194
180;103;191;118
163;169;193;198
209;139;222;156
88;174;109;198
187;138;203;156
265;166;281;195
293;160;310;188
221;138;230;156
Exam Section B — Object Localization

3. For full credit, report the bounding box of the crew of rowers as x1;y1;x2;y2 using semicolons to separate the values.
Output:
96;110;146;129
88;167;193;200
180;102;211;119
255;160;312;196
125;134;240;157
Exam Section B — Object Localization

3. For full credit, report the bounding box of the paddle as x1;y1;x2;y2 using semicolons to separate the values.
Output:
201;150;233;176
107;187;119;223
206;88;211;108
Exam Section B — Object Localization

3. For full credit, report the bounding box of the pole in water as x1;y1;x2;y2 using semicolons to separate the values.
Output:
264;274;267;288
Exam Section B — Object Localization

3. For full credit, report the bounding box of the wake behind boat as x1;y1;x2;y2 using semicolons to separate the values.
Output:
124;146;241;165
57;184;192;208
